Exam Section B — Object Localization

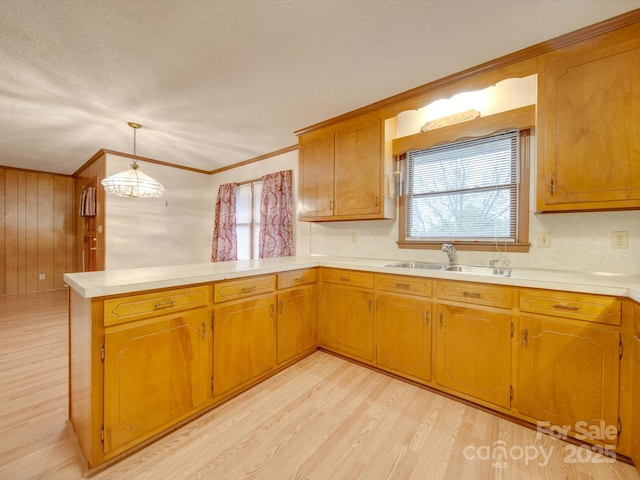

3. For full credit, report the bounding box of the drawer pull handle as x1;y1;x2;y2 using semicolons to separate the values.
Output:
340;276;351;282
154;300;176;309
553;304;580;311
242;286;256;293
396;283;410;289
522;328;528;346
463;292;482;298
294;277;305;282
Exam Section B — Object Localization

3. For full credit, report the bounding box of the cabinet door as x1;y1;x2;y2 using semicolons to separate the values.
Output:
633;334;640;464
376;293;431;383
298;128;334;219
334;115;382;217
518;315;620;445
277;286;318;365
435;304;512;408
213;296;276;397
320;284;374;363
538;23;640;211
104;309;210;454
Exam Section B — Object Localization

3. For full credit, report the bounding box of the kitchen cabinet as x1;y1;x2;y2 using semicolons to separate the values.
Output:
297;112;394;221
101;285;211;456
276;269;318;365
376;293;432;383
632;303;640;467
103;309;210;454
517;314;620;446
435;303;512;408
375;274;433;383
298;128;334;218
537;22;640;212
212;276;276;397
320;269;375;364
517;289;621;446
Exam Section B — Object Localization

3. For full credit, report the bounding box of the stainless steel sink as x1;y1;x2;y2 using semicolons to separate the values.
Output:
386;261;511;277
443;265;511;277
385;261;448;270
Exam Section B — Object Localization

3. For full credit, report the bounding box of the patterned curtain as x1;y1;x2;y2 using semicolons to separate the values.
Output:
211;183;237;262
259;170;294;258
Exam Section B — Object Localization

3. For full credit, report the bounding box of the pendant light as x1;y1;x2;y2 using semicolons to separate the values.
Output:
101;122;165;198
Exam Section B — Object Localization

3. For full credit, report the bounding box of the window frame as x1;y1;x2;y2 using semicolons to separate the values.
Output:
396;108;532;252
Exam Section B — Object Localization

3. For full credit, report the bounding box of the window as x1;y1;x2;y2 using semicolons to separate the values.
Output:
235;179;262;260
400;129;530;251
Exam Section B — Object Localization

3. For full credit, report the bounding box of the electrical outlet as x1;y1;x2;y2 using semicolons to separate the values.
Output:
612;231;628;249
39;273;45;280
538;232;551;248
350;233;357;244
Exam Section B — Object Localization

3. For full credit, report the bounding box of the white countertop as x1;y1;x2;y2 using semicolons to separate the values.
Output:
64;255;640;302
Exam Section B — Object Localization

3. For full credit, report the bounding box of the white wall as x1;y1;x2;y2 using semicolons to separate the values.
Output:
240;145;640;275
104;153;213;270
210;150;311;256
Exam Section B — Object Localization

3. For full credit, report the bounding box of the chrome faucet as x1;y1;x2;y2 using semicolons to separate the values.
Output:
442;243;456;266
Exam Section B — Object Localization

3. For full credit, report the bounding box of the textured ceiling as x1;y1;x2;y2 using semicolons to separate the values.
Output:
1;0;639;175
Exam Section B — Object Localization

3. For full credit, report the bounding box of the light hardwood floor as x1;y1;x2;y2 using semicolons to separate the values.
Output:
0;289;638;480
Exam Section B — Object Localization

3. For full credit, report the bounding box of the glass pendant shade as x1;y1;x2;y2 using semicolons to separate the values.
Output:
101;122;165;198
101;162;165;198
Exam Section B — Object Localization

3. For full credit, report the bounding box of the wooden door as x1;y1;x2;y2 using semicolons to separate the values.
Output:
537;23;640;211
334;115;382;217
320;283;374;363
376;293;431;383
298;128;335;219
213;295;276;397
277;286;318;365
518;315;620;445
103;309;210;454
435;304;512;408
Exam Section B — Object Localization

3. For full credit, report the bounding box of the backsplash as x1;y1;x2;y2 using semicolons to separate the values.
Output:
308;209;640;275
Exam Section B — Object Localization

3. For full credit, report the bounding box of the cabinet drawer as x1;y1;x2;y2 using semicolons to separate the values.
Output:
277;268;317;290
375;274;432;298
436;281;512;309
214;275;275;303
321;268;374;289
519;289;621;326
104;285;210;326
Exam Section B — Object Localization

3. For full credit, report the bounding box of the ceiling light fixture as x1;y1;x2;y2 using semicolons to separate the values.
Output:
101;122;165;198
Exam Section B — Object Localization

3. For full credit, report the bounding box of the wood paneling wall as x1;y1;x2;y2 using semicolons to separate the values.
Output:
0;167;74;295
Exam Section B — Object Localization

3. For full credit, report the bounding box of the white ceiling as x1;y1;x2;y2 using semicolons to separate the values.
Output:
1;0;639;175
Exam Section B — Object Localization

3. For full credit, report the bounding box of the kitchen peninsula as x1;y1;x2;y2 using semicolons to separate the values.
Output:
64;256;640;472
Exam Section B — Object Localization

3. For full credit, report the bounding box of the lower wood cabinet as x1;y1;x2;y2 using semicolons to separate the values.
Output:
277;285;318;365
213;295;276;397
633;333;640;464
103;308;210;454
517;315;620;446
435;304;512;408
375;293;432;383
320;283;374;364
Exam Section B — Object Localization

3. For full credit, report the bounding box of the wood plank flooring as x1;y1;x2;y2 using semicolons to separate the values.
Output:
0;289;638;480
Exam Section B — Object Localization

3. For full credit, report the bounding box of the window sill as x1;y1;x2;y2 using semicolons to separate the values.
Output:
397;241;531;253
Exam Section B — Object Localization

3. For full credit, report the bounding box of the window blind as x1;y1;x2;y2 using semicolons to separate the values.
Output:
405;129;519;242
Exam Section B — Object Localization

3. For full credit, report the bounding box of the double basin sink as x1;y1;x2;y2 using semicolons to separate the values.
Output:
386;261;511;277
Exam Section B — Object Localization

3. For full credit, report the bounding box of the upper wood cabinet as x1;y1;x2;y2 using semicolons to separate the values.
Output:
298;112;394;221
537;23;640;212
